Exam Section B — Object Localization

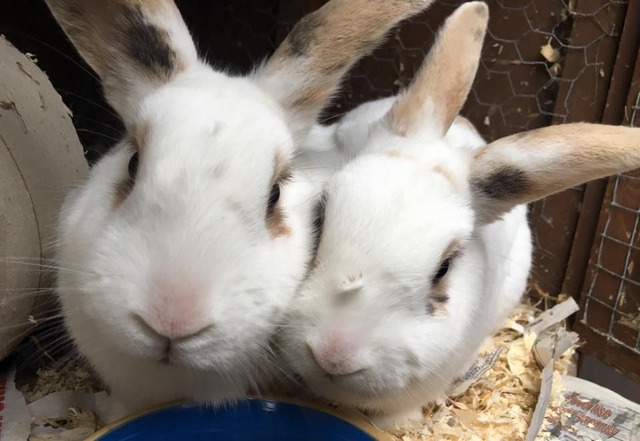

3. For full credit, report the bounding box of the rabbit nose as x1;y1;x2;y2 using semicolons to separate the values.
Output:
145;271;214;341
308;335;365;376
133;313;214;342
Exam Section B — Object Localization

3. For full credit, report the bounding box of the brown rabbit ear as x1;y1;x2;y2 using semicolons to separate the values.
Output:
470;123;640;224
384;1;488;138
44;0;198;123
256;0;436;143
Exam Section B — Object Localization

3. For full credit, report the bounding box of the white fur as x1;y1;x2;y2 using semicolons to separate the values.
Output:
286;0;640;426
288;94;533;426
51;0;505;424
52;0;439;417
57;68;318;417
283;2;532;426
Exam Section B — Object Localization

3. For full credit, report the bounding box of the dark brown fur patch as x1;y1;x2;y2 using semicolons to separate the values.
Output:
112;177;134;209
266;149;292;238
286;12;323;57
266;206;291;238
311;192;327;258
123;4;176;79
472;165;531;200
48;0;183;82
427;281;449;316
280;2;380;74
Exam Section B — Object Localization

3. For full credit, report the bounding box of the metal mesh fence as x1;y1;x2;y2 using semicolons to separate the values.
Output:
290;0;629;299
581;94;640;356
317;0;624;133
2;0;628;166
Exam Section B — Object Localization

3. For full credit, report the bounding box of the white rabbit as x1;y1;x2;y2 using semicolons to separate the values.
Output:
47;0;437;420
306;108;533;339
281;1;640;428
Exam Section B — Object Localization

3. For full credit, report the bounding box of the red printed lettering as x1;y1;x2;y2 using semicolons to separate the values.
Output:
564;407;621;438
566;394;615;422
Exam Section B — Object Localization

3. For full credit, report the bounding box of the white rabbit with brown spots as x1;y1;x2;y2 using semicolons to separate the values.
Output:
282;1;640;428
47;0;439;420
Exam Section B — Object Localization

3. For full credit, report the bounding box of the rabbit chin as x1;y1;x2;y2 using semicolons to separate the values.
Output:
78;341;255;417
301;365;447;415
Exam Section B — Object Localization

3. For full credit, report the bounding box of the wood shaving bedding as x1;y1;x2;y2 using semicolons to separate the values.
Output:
16;302;577;440
387;303;577;441
19;360;103;403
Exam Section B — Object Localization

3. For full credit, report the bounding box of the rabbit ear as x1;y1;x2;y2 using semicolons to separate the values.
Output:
470;124;640;224
384;1;488;138
256;0;435;143
44;0;198;124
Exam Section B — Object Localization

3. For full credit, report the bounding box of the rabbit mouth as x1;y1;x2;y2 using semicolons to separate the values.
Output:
118;331;261;374
308;368;406;401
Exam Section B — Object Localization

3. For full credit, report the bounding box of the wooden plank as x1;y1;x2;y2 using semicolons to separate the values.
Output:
574;29;640;380
528;0;628;297
574;324;640;383
562;0;640;307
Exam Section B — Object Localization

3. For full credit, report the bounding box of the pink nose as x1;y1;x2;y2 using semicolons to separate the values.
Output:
142;274;213;340
309;333;364;376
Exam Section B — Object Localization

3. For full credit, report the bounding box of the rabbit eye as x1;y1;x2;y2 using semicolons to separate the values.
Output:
267;182;281;214
128;152;139;181
313;194;326;236
311;193;327;257
432;258;451;284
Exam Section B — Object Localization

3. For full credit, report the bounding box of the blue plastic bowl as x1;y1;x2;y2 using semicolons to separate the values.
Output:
88;398;392;440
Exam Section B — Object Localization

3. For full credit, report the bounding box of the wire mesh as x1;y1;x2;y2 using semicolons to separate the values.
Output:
581;91;640;356
292;0;629;299
315;0;626;136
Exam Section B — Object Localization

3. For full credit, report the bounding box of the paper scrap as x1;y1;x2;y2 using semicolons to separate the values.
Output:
532;328;580;368
527;297;579;335
526;362;555;441
539;375;640;440
0;369;31;441
448;348;503;397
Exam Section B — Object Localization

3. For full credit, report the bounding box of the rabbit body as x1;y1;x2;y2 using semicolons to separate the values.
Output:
283;1;621;427
288;0;640;425
289;99;532;427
